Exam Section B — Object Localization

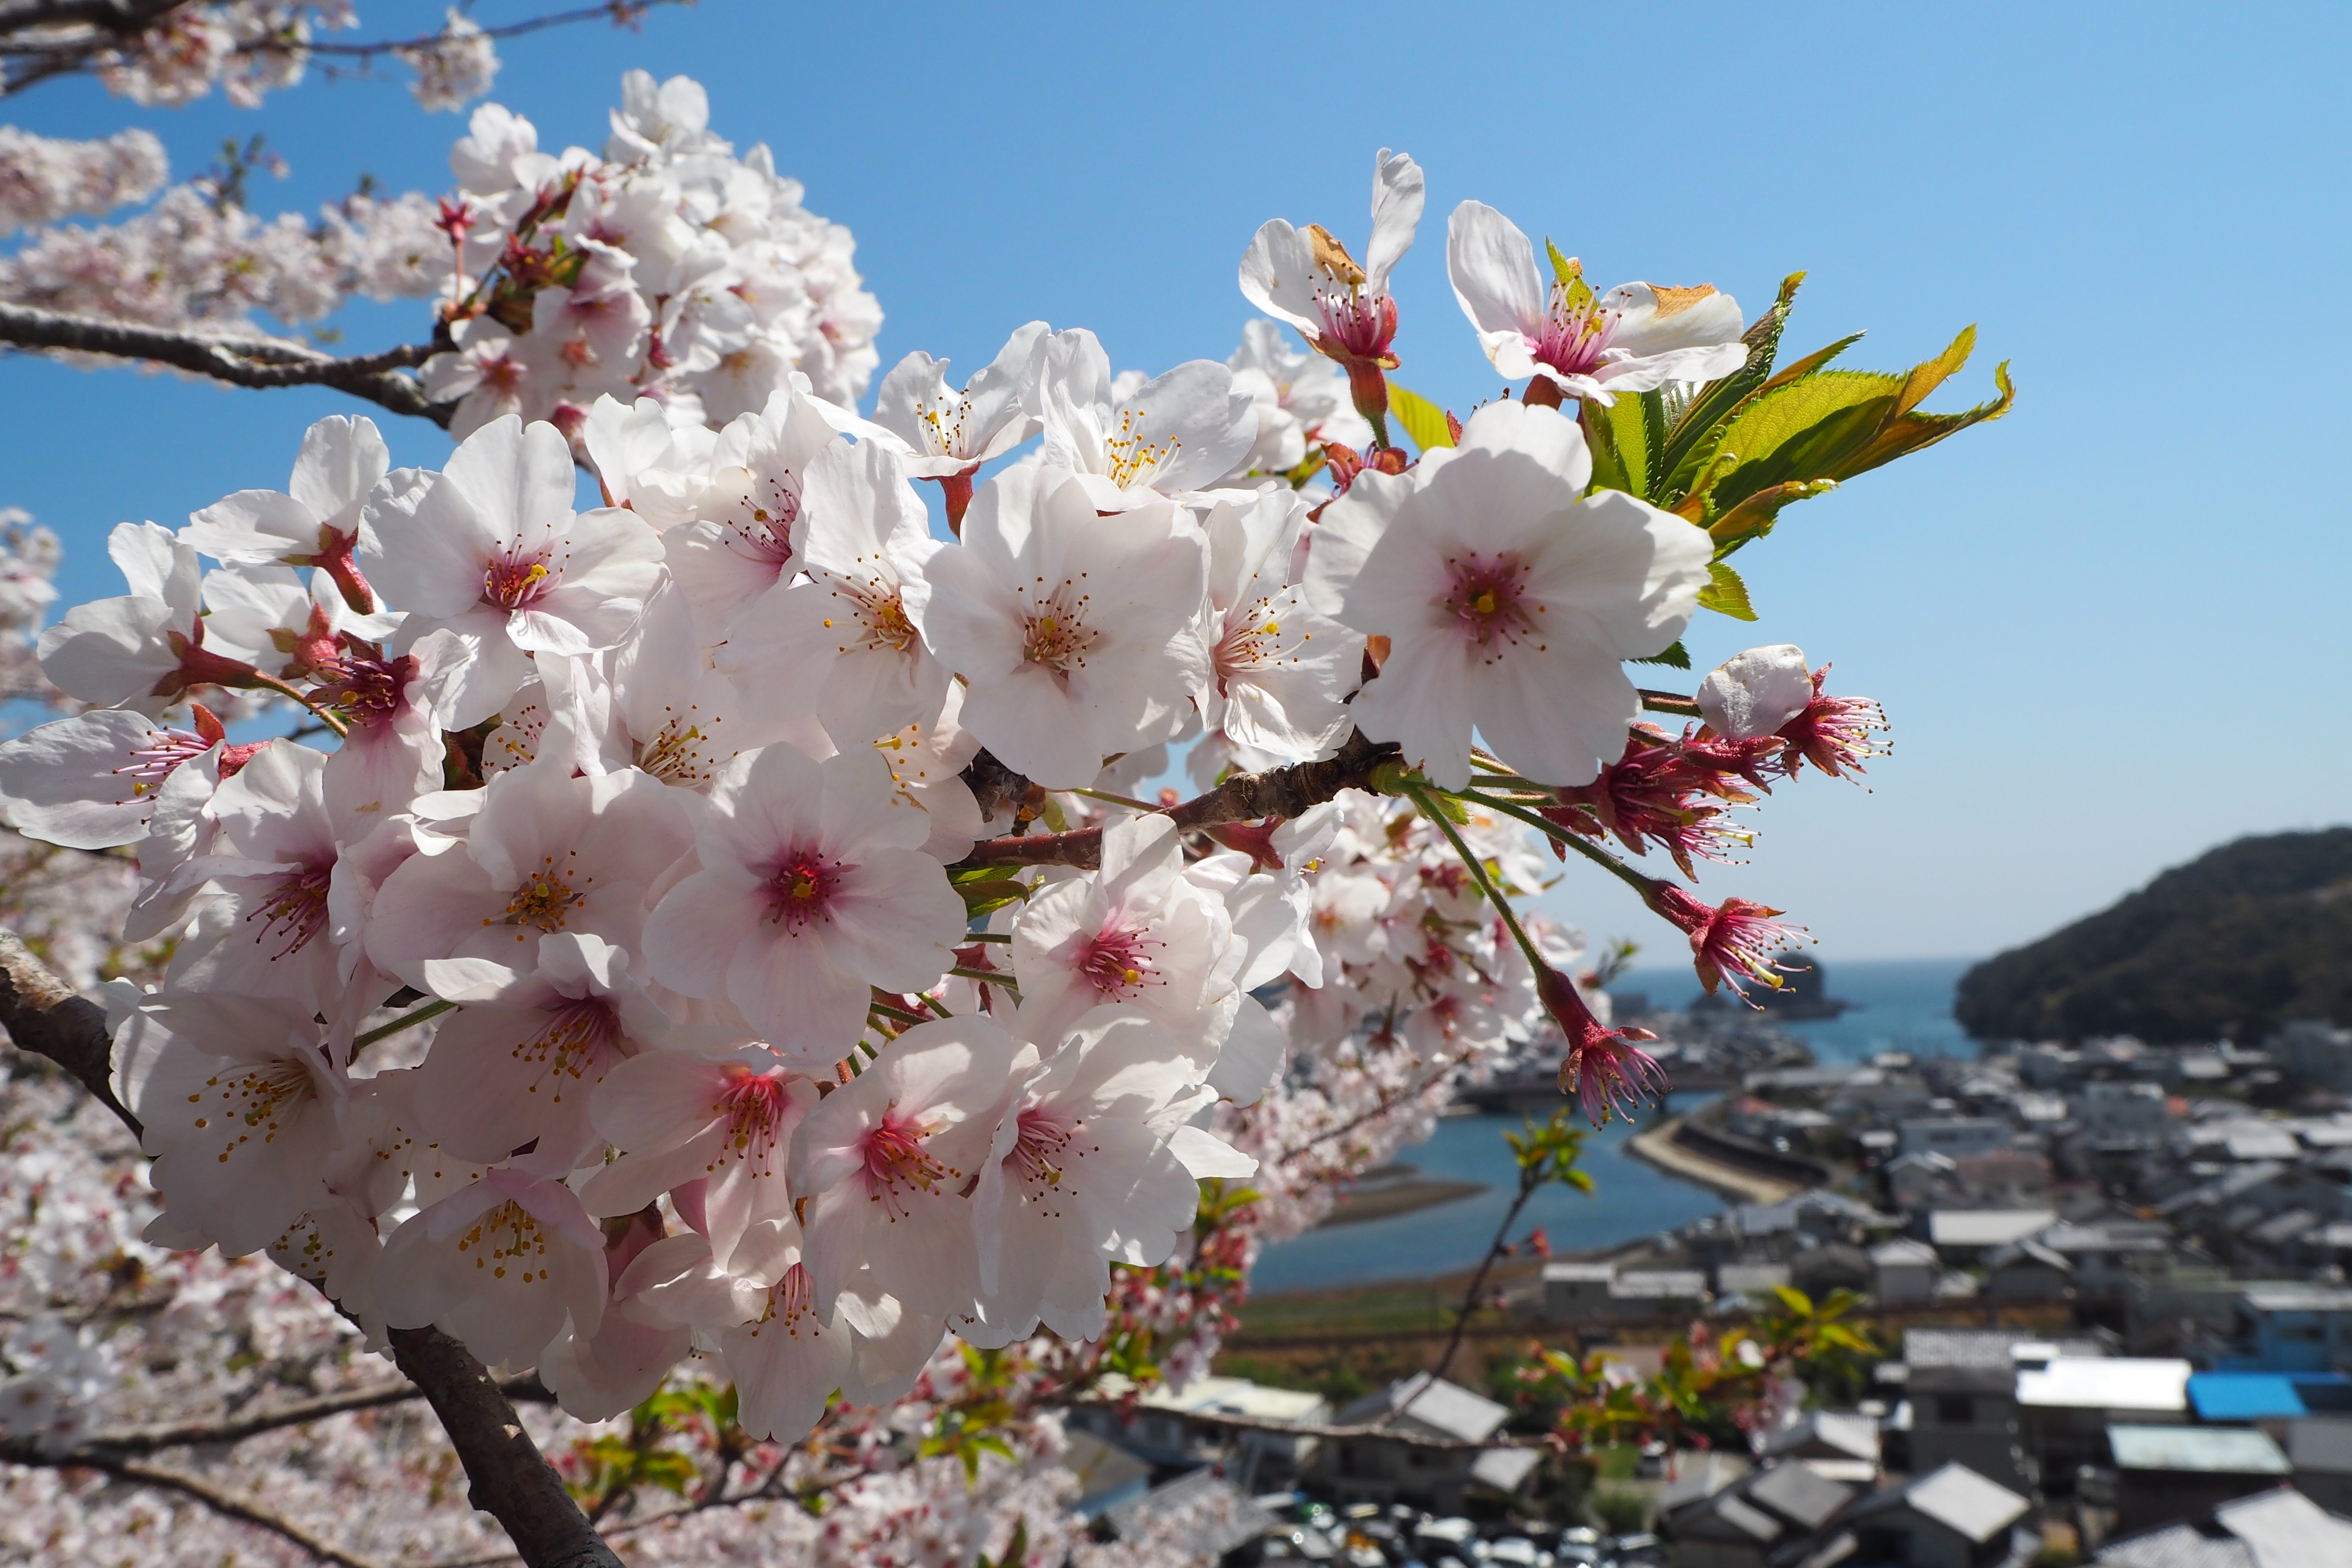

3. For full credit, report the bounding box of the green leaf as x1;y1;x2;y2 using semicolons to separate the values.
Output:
1684;326;2013;554
1581;392;1654;499
1630;640;1690;670
1388;383;1455;453
1698;560;1757;621
951;877;1029;917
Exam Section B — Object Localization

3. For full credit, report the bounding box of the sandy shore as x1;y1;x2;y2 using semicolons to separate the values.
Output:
1626;1117;1803;1205
1312;1176;1489;1227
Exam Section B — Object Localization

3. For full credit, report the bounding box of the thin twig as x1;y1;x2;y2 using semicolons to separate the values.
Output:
3;1446;389;1568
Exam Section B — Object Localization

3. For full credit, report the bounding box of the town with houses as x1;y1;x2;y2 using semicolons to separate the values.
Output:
1068;1000;2352;1568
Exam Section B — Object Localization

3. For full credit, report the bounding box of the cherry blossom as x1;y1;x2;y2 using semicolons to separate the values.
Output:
787;1014;1028;1318
641;743;966;1063
1446;198;1748;404
1034;328;1258;506
1308;399;1713;789
110;990;352;1257
182;414;388;614
962;1008;1251;1347
1238;148;1425;405
714;436;948;748
581;1044;816;1273
1200;486;1363;763
375;1166;608;1369
364;750;696;992
0;707;223;850
916;463;1209;788
1009;815;1237;1057
872;322;1046;524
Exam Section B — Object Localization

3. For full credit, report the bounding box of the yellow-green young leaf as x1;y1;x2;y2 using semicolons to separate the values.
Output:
1698;560;1758;621
1629;639;1690;670
1388;382;1455;452
1705;478;1839;555
1689;326;2013;551
1581;391;1657;498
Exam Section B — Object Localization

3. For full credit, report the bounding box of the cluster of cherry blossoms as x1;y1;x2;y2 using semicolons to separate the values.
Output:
7;3;498;113
421;72;884;431
0;40;2013;1545
0;126;168;236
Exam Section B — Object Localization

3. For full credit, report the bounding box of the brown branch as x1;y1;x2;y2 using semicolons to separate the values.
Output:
388;1326;623;1568
0;928;134;1135
0;930;619;1568
2;2;688;92
1639;688;1702;718
0;304;449;426
952;728;1400;871
3;1445;389;1568
56;1372;551;1457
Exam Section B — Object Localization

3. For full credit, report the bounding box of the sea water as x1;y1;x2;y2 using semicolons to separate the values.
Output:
1246;957;1977;1294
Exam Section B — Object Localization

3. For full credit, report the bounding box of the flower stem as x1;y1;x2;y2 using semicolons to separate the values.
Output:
1064;787;1158;813
251;674;349;738
1402;781;1546;975
1446;788;1662;902
351;998;455;1057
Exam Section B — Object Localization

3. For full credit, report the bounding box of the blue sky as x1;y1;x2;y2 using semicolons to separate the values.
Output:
5;1;2346;964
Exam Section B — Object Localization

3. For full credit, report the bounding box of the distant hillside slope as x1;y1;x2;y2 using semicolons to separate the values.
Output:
1955;829;2352;1044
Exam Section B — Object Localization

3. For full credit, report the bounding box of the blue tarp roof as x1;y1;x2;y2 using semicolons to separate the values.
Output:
2188;1370;2352;1420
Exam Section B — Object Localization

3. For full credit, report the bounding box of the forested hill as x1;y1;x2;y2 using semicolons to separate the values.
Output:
1955;829;2352;1045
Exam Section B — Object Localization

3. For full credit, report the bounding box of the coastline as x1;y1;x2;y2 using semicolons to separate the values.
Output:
1625;1115;1804;1205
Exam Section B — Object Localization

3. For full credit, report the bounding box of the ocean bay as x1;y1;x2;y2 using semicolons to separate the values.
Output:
1248;957;1975;1295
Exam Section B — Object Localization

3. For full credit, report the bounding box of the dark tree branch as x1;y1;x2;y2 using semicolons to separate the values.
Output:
387;1327;623;1568
951;728;1400;872
0;929;619;1568
0;928;133;1134
0;0;182;39
0;304;450;426
2;2;688;94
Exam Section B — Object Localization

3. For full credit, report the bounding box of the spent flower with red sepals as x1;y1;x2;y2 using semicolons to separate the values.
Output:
1538;963;1668;1128
1647;884;1809;1001
1776;664;1890;781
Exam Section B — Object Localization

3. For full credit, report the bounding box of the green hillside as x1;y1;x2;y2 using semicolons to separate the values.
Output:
1955;829;2352;1044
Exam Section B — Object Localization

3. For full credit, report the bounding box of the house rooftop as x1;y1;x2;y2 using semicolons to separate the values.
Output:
2242;1285;2352;1313
2289;1417;2352;1475
2189;1372;2352;1423
2108;1424;2290;1476
1928;1209;2057;1248
2092;1487;2352;1568
2017;1357;2191;1412
1746;1458;1855;1530
1902;1462;2032;1544
1335;1373;1507;1444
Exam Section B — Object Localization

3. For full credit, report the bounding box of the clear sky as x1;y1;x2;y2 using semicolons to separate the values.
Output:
5;1;2346;965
